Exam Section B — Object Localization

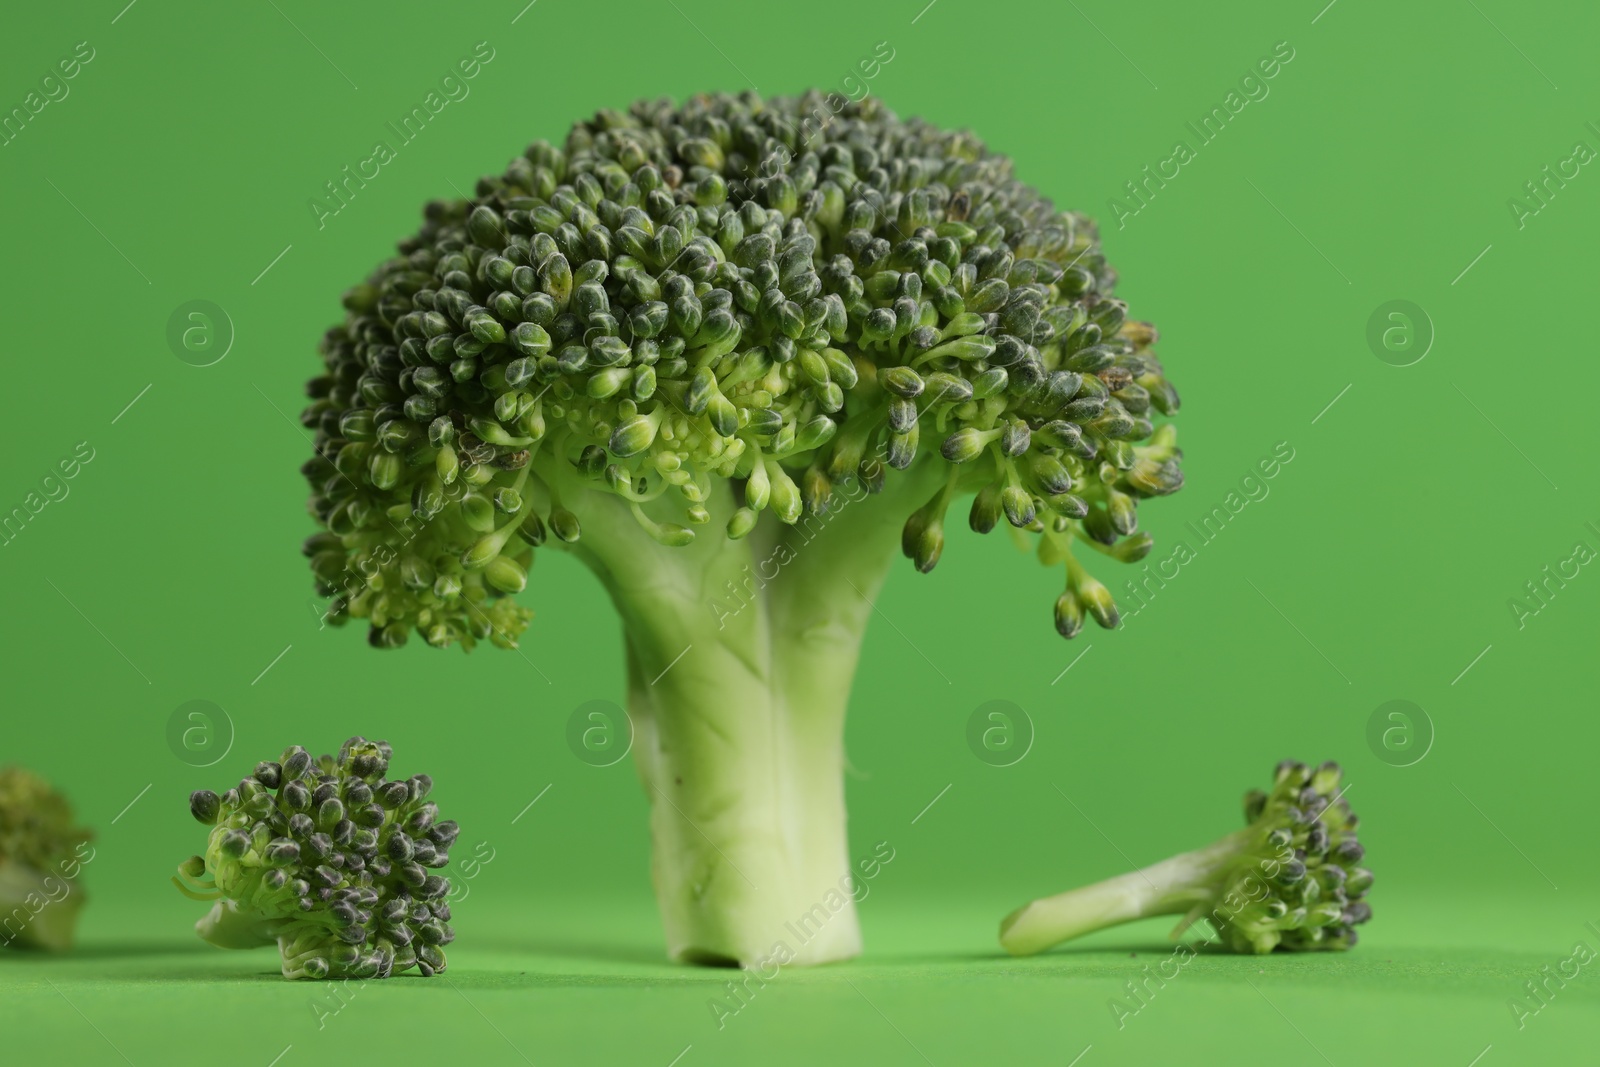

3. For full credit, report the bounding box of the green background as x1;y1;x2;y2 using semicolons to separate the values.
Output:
2;0;1596;1062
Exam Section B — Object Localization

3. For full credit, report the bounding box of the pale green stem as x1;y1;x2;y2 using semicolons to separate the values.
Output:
555;460;944;966
1000;829;1253;956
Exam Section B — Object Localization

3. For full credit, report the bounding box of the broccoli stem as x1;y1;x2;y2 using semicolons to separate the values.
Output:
999;828;1253;956
623;629;862;966
561;458;943;966
194;899;291;949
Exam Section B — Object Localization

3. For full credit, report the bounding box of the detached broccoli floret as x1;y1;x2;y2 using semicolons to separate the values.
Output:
1000;761;1372;956
0;767;93;951
174;737;457;979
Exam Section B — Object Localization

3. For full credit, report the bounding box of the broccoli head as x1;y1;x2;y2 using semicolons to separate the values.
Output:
1001;760;1372;956
298;91;1184;966
0;766;93;951
174;737;457;979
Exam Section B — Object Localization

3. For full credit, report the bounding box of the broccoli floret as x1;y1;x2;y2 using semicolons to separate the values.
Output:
299;92;1184;966
174;737;457;979
1000;761;1372;956
0;766;93;951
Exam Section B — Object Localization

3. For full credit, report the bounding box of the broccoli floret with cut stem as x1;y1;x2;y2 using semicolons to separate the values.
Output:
174;737;457;979
299;91;1185;966
0;766;93;952
1000;761;1372;956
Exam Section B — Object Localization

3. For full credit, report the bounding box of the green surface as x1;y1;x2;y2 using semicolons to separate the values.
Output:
9;894;1600;1064
3;0;1598;1063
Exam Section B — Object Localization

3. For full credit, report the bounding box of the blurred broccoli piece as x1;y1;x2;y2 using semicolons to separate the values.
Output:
0;766;94;951
174;736;457;979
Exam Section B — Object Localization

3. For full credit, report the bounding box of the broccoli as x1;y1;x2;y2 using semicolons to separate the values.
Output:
173;737;457;979
0;766;93;951
999;760;1372;956
299;92;1184;966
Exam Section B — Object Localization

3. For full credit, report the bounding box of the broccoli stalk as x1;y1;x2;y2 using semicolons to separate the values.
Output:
174;738;458;979
0;766;93;952
1000;761;1373;956
299;93;1186;965
575;462;943;963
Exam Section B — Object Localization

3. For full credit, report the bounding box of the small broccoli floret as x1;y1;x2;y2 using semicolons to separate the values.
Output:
1000;761;1372;956
174;737;457;979
0;767;93;951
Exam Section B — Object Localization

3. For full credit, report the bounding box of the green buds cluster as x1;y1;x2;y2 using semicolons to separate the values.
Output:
174;737;457;979
1213;760;1371;953
301;90;1182;649
0;766;93;951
